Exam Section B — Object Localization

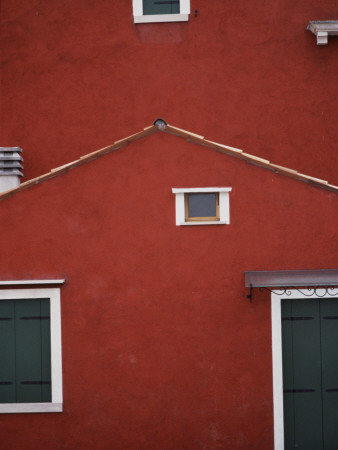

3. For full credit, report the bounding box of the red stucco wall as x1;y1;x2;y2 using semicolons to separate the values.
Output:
1;0;338;184
0;132;337;449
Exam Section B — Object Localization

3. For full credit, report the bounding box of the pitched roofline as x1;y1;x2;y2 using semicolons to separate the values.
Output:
0;120;337;201
164;124;338;192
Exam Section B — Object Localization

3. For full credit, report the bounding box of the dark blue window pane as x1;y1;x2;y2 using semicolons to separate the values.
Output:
187;193;217;218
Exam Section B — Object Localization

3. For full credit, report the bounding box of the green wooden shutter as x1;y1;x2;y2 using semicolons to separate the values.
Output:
0;299;51;403
40;299;52;402
0;301;16;402
143;0;180;15
321;298;338;447
282;299;323;450
282;297;338;450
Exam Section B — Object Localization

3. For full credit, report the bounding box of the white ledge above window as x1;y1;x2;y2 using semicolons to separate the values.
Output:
172;187;232;226
307;21;338;45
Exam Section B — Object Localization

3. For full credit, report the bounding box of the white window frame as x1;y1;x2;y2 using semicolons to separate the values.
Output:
0;288;63;413
271;288;337;450
133;0;190;23
172;187;232;226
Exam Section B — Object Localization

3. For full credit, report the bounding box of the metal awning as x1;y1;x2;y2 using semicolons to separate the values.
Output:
245;269;338;288
244;270;338;302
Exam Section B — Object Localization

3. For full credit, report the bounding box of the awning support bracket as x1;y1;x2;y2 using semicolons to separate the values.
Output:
245;270;338;302
247;285;253;303
247;285;338;302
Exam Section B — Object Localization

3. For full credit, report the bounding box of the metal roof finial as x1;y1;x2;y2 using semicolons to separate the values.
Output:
154;118;167;131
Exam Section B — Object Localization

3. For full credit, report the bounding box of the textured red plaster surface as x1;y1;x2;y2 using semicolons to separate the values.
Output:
1;0;338;184
0;132;337;448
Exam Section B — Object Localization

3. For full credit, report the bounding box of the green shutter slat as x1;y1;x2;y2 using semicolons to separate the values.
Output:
40;299;51;402
320;298;338;448
143;0;179;15
0;301;16;403
281;300;295;449
16;299;42;402
282;299;323;450
15;299;51;403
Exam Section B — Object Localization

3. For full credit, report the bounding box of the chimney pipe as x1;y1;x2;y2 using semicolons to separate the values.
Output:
0;147;23;193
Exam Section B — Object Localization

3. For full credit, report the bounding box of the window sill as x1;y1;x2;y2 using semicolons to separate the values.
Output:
0;402;63;414
177;220;226;226
134;13;189;23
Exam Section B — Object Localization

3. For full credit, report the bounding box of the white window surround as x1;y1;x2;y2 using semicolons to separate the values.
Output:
172;187;232;226
0;288;63;414
133;0;190;23
271;289;337;450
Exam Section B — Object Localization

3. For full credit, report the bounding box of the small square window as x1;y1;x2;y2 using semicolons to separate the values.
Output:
133;0;190;23
172;188;232;226
185;193;220;222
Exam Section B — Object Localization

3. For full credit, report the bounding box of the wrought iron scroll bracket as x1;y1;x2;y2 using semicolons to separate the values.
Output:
247;285;338;302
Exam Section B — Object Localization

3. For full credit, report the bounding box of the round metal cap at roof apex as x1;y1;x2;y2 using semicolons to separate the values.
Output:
154;118;167;131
